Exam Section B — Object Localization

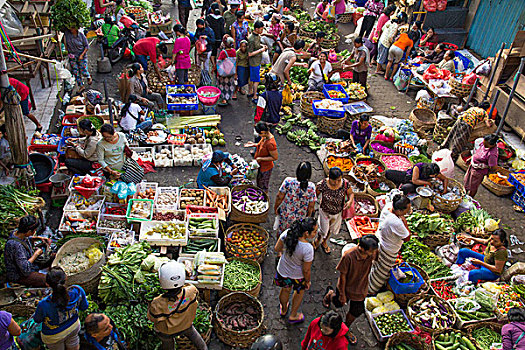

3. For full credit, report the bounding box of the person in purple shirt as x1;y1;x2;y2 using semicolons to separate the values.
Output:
386;162;448;195
0;311;21;350
350;114;372;154
502;308;525;350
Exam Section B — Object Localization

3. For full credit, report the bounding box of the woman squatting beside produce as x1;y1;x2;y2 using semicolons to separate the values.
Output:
274;218;317;324
464;134;499;197
196;150;238;188
301;311;350;350
368;194;411;294
148;261;208;350
65;119;102;175
314;167;354;254
323;234;379;344
128;62;166;111
455;229;508;283
34;267;89;350
502;308;525;350
386;161;448;195
4;215;52;287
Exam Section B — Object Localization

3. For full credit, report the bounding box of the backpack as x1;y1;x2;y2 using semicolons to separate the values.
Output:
217;49;236;77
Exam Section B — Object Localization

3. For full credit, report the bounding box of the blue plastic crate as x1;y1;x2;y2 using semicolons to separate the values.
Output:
61;126;78;139
323;84;349;103
166;93;199;111
388;262;424;294
454;51;472;72
166;84;196;95
57;138;69;155
512;190;525;211
312;100;345;119
509;171;525;195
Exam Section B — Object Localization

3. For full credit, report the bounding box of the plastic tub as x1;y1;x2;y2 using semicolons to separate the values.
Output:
388;262;424;294
312;100;345;118
30;153;56;184
197;86;221;106
323;84;349;103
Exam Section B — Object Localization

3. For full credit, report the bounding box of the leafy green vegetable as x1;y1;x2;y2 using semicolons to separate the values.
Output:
407;212;454;239
409;154;431;164
50;0;91;31
401;239;452;279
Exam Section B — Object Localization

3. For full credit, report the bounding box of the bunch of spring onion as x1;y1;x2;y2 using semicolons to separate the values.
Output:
0;185;42;225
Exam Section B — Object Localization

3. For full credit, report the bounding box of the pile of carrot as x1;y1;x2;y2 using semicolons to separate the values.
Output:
204;187;229;211
353;216;379;237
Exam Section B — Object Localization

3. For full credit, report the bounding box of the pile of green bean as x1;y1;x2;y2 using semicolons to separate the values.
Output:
223;260;260;291
471;327;502;350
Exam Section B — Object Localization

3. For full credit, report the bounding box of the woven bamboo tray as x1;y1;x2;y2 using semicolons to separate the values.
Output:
482;166;514;196
421;232;451;250
52;237;106;294
407;295;456;334
386;331;430;350
219;258;262;297
229;185;269;223
387;263;430;308
337;12;353;24
323;156;354;176
300;91;324;118
464;322;502;349
432;178;465;214
124;6;147;22
175;301;212;349
317;114;346;136
450;73;473;98
3;304;36;318
213;292;264;348
225;223;269;264
354;193;379;218
367;178;396;197
298;27;316;39
343;174;366;193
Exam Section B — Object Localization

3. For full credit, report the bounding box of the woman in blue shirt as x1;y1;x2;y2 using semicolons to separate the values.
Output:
34;267;89;350
196;150;238;188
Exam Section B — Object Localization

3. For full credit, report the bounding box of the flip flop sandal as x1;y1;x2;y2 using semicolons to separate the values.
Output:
323;286;334;308
232;96;238;100
235;136;242;141
288;314;305;324
279;303;289;317
322;244;331;254
329;238;346;246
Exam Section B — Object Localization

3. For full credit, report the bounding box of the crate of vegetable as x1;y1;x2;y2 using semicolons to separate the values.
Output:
153;145;174;168
101;202;127;217
139;220;187;246
323;84;349;103
464;322;502;350
354;193;379;218
155;187;179;209
179;189;206;209
107;229;136;254
367;309;414;342
204;187;231;213
180;238;220;256
220;258;262;297
230;185;269;224
97;214;130;235
495;284;524;320
381;154;413;171
186;206;218;215
386;331;430;350
407;295;456;333
225;223;269;263
213;292;264;348
167;94;198;111
152;209;185;221
406;212;454;249
187;213;219;238
130;146;154;163
346;216;379;239
59;211;98;234
135;182;158;201
508;170;525;194
64;194;105;212
448;292;497;328
312;99;345;118
126;199;154;222
432;329;477;350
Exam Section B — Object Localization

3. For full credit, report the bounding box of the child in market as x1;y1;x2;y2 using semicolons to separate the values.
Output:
254;73;283;138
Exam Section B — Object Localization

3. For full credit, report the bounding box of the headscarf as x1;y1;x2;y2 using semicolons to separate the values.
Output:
201;150;230;172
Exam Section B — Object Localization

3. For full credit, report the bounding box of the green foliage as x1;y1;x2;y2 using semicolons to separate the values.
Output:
50;0;91;31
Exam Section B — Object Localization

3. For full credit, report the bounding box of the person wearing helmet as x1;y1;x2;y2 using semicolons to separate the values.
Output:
251;334;283;350
147;261;207;350
253;73;282;134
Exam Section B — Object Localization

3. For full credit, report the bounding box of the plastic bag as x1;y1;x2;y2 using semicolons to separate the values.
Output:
282;85;293;105
394;69;411;91
453;297;481;313
377;291;394;303
462;72;478;85
383;301;401;311
475;59;491;76
273;215;280;231
432;148;454;178
366;297;382;311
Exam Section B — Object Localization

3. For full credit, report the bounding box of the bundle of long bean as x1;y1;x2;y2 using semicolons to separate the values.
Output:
471;327;502;350
223;260;260;291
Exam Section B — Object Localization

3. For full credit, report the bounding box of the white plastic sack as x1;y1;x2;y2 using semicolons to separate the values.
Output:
432;149;455;178
261;51;271;65
415;89;431;102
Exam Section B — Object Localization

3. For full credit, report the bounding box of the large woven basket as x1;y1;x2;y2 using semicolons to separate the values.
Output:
290;0;304;8
189;65;201;87
298;27;316;39
421;232;451;250
225;223;269;264
323;156;354;176
456;151;471;172
449;73;473;98
320;33;340;49
354;193;379;218
432;178;465;214
409;108;436;132
380;153;413;171
464;322;502;349
367;178;396;197
213;292;264;348
229;185;269;223
370;140;396;157
219;258;262;297
52;237;106;294
431;329;471;350
3;304;36;318
482;166;514;196
175;301;212;349
387;263;430;308
300;91;324;118
386;331;430;350
317;114;346;136
337;12;353;24
124;6;147;22
343;174;366;193
407;295;456;334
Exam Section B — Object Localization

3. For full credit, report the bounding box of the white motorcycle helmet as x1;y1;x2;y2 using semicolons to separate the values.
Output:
159;261;186;290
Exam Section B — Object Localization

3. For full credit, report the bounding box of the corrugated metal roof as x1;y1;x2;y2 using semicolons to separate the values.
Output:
467;0;525;58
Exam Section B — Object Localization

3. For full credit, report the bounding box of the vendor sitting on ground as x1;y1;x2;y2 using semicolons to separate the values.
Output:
81;313;127;350
307;51;333;92
385;162;448;195
314;0;329;20
438;50;456;73
420;43;445;64
4;215;52;287
119;94;152;132
96;124;129;179
442;102;494;159
455;229;508;283
128;63;165;111
65;119;102;176
304;32;326;61
196;150;238;188
335;114;372;155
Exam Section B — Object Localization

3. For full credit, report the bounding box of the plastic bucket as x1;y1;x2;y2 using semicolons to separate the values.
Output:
50;173;71;188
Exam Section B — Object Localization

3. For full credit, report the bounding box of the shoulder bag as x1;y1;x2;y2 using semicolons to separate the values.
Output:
217;49;237;77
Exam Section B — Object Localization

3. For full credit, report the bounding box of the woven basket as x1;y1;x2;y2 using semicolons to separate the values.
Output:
323;156;354;176
482;166;514;196
300;91;324;118
175;301;212;349
407;295;456;334
354;157;386;175
380;153;413;171
3;304;36;318
387;263;430;308
449;73;473;98
386;331;430;350
370;117;385;130
370;140;396;157
52;237;106;294
220;258;262;297
421;232;451;250
124;6;147;22
317;114;346;136
464;322;502;349
298;27;316;39
320;33;340;49
229;185;269;223
343;174;366;193
431;329;471;350
367;178;396;197
189;65;201;86
410;108;436;132
432;178;465;214
337;12;353;24
354;193;379;218
213;292;264;348
225;223;269;264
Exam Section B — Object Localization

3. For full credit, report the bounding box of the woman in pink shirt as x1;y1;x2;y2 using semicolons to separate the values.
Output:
171;24;192;84
369;5;396;62
334;0;346;18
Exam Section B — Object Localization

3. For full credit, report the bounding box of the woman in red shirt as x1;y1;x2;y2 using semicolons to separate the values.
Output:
302;311;350;350
217;36;237;106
